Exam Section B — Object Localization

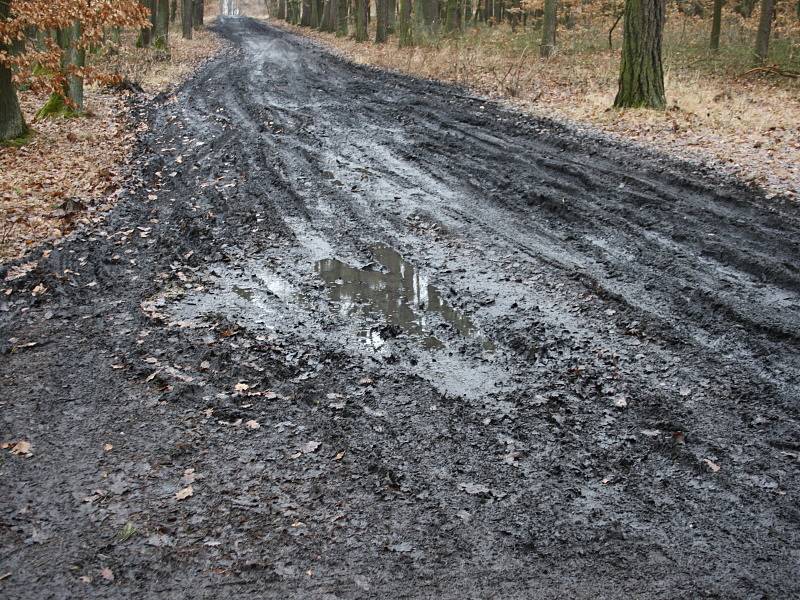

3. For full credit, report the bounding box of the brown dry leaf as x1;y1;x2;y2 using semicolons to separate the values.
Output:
103;443;113;452
703;458;721;472
234;382;250;392
245;420;261;430
100;567;114;582
175;485;193;501
10;440;32;456
334;451;345;461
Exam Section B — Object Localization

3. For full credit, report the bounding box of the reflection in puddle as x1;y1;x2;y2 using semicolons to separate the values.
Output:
315;244;493;351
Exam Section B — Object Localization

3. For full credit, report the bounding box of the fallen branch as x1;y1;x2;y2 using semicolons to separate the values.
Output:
740;64;800;79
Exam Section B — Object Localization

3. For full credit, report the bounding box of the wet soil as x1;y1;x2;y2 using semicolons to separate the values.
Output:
2;17;800;599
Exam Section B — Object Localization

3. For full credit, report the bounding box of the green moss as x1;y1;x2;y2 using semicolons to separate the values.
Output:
35;93;81;120
1;128;35;148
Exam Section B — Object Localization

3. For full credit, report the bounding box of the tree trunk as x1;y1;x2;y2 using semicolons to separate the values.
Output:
183;0;194;37
277;0;287;19
355;0;369;40
710;0;722;49
171;0;178;22
194;0;205;26
614;0;666;109
387;0;396;32
301;0;312;25
155;0;170;48
140;0;154;46
336;0;348;35
60;22;85;110
398;0;413;45
540;0;557;56
0;0;26;142
754;0;773;62
376;0;389;41
311;0;323;27
445;0;461;32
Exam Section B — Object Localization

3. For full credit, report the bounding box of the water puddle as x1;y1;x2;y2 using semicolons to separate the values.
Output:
315;244;494;351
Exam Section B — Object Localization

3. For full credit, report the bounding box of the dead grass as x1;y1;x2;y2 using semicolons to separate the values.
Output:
268;16;800;200
0;26;223;264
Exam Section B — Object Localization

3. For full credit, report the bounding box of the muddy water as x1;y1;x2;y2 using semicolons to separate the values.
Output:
315;244;494;351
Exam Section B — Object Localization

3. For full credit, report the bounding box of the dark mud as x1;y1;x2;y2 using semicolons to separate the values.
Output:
2;17;800;599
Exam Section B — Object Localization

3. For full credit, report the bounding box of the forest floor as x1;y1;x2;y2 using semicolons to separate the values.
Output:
2;17;800;598
0;28;222;263
266;16;800;202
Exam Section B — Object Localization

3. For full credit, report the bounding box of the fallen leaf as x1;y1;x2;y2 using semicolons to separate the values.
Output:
10;440;32;456
100;567;114;582
245;419;261;430
679;386;692;397
302;441;321;454
334;451;345;460
459;482;490;495
388;542;414;553
703;458;721;472
175;485;193;501
103;443;113;452
234;382;250;392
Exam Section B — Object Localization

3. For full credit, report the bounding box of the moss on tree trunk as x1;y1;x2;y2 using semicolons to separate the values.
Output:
614;0;666;109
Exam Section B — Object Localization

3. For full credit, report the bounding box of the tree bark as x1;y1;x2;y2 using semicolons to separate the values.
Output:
540;0;557;56
398;0;412;45
387;0;396;32
155;0;170;48
171;0;178;22
710;0;722;49
183;0;194;37
301;0;312;25
376;0;389;41
445;0;461;32
140;0;154;46
0;0;26;142
614;0;666;109
754;0;773;62
336;0;348;35
355;0;369;40
311;0;323;27
194;0;205;26
60;22;85;110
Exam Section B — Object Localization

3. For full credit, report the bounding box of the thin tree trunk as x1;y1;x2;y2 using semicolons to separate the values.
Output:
376;0;389;41
155;0;170;48
60;22;85;109
171;0;178;22
0;0;26;141
183;0;194;37
336;0;348;35
398;0;413;45
754;0;773;62
387;0;396;32
710;0;722;49
140;0;154;46
355;0;368;40
311;0;322;26
614;0;666;109
540;0;557;56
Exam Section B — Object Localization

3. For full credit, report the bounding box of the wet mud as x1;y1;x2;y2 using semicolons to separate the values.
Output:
2;16;800;599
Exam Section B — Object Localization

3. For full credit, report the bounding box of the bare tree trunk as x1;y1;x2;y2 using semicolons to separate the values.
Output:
355;0;369;40
398;0;413;45
183;0;194;37
336;0;348;34
614;0;666;109
301;0;312;24
387;0;396;32
155;0;171;48
445;0;461;32
710;0;723;49
376;0;389;41
194;0;205;26
140;0;155;46
0;0;26;142
754;0;773;62
540;0;557;56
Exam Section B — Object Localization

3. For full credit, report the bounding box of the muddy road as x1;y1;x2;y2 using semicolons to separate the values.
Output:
3;17;800;599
